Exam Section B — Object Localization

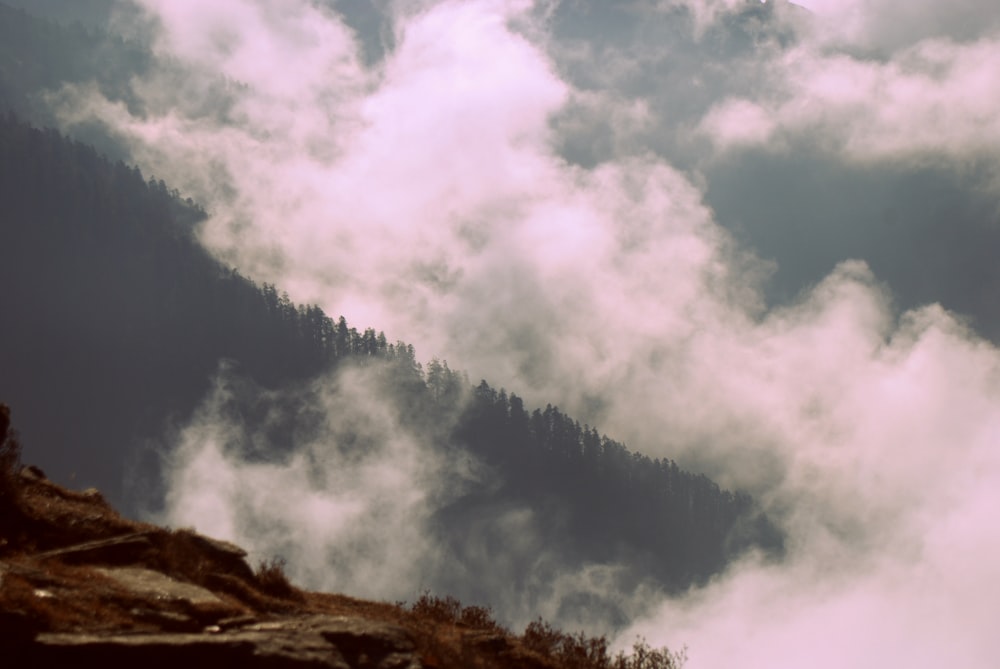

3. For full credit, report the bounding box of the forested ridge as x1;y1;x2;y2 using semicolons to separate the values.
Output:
0;111;399;495
0;2;149;151
0;2;781;606
455;382;777;584
0;111;779;597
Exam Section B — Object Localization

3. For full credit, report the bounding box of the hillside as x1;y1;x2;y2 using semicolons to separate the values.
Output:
0;4;781;628
0;111;339;502
0;405;684;668
0;111;780;602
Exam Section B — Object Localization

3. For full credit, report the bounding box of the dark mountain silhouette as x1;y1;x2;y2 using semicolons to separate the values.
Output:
0;4;782;626
0;112;780;602
0;110;368;501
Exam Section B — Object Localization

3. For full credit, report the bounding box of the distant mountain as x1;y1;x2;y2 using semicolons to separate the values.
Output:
0;4;781;621
0;112;779;602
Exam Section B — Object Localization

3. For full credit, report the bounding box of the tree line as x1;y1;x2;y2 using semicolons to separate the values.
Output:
0;108;780;597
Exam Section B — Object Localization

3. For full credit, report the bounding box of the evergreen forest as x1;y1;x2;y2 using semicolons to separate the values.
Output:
0;2;782;616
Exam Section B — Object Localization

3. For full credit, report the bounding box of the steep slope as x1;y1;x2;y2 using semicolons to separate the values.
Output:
0;112;340;502
0;114;779;609
0;410;685;668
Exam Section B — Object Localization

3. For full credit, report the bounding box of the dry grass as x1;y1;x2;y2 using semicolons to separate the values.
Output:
0;475;686;668
253;556;300;601
410;592;505;632
523;618;687;669
396;593;685;669
1;471;686;669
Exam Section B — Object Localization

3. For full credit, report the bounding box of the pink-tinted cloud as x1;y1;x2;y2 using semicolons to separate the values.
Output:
52;1;1000;665
617;271;1000;667
701;36;1000;166
795;0;1000;51
697;2;1000;171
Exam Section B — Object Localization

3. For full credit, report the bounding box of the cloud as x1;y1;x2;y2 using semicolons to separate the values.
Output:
159;362;447;601
159;359;666;634
794;0;1000;52
57;0;767;417
615;279;1000;667
50;0;1000;664
541;1;1000;176
699;36;1000;167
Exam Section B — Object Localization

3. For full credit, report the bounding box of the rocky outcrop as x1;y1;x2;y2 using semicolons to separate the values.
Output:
33;532;158;566
0;469;438;669
93;566;226;607
0;465;575;669
4;542;427;668
28;616;423;668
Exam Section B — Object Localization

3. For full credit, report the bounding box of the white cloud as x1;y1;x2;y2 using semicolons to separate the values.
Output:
159;360;665;633
616;278;1000;668
52;0;1000;664
161;362;458;601
698;98;777;150
700;36;1000;166
795;0;1000;52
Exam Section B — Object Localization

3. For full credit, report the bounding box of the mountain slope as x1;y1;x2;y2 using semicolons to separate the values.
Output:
0;414;684;668
0;114;780;616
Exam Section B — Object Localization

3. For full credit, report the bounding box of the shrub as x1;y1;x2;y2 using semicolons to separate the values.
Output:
615;638;688;669
410;592;505;632
458;604;499;630
523;619;611;668
255;556;297;599
410;592;462;624
523;618;686;669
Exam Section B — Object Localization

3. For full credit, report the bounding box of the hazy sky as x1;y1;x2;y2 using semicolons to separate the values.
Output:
39;1;1000;666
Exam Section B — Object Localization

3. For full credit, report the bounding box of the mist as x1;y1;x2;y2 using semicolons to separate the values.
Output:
158;359;663;635
45;0;1000;665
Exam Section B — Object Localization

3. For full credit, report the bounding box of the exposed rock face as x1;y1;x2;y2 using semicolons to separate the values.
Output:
94;566;228;606
28;616;423;668
4;530;427;668
0;470;429;667
33;532;158;565
0;467;570;669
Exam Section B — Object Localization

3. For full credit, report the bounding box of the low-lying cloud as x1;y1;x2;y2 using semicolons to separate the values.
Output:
160;363;447;602
48;0;1000;665
159;359;663;634
620;287;1000;667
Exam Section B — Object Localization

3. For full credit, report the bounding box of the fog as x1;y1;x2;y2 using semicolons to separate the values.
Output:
158;359;663;634
47;0;1000;665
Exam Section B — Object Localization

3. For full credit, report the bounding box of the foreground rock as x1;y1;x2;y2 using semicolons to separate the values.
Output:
31;615;422;668
0;464;564;669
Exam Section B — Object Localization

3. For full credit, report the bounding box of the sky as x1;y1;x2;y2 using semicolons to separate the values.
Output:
40;0;1000;666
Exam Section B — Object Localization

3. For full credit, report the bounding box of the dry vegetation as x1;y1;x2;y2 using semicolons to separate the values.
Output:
404;592;686;669
0;403;684;668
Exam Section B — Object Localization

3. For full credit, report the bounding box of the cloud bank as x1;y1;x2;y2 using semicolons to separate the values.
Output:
51;0;1000;666
160;363;446;602
159;359;662;635
622;290;1000;668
